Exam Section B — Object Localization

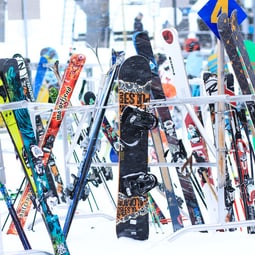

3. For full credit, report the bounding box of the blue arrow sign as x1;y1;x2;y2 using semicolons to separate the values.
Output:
198;0;247;38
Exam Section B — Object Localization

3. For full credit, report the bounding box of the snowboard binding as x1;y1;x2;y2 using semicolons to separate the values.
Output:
122;172;158;197
121;105;158;131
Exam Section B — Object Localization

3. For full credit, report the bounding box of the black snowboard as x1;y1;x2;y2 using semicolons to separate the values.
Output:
116;55;157;240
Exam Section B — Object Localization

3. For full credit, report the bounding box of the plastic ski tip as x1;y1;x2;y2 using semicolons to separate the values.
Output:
162;30;174;44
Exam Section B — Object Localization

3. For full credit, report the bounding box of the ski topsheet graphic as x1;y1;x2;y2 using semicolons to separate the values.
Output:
39;54;86;168
160;28;218;223
0;72;32;250
116;55;158;240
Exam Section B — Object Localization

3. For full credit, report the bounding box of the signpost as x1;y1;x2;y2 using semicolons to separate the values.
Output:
198;0;247;38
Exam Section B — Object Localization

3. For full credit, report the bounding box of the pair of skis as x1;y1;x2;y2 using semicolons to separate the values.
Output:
62;54;121;238
132;31;209;233
217;10;255;233
6;54;64;237
0;53;85;254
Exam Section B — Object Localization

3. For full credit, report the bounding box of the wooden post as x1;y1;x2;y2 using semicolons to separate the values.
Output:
216;37;226;223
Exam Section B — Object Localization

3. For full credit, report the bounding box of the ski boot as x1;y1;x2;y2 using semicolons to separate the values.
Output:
122;172;158;197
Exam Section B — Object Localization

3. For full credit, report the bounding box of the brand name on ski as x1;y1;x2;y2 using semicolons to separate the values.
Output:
168;56;175;75
119;92;149;111
19;191;32;218
55;86;72;120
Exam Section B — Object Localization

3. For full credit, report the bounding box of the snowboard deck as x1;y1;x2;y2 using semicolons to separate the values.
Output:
116;55;154;240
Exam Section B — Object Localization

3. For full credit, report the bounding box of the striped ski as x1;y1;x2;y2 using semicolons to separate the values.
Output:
0;72;32;249
0;69;39;235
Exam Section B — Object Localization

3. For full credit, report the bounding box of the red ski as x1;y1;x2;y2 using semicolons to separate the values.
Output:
39;54;86;167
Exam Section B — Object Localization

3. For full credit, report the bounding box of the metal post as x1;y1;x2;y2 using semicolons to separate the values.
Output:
22;0;28;58
121;0;127;50
253;1;255;41
173;0;177;28
62;116;70;193
0;139;6;185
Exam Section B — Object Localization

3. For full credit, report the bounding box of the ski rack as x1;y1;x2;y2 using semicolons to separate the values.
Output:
2;92;255;238
66;161;217;168
0;139;6;184
2;93;255;112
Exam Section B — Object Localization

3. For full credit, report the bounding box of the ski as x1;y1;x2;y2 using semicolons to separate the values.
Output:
0;69;39;234
36;53;85;166
227;107;255;233
0;74;32;249
133;31;206;227
160;28;219;219
6;54;65;236
6;181;34;235
63;57;120;238
203;72;239;229
1;58;70;254
217;11;255;127
133;33;185;232
65;89;115;209
217;11;255;233
0;182;32;250
13;54;66;202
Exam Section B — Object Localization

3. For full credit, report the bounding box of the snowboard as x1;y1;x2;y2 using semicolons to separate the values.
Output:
116;55;158;240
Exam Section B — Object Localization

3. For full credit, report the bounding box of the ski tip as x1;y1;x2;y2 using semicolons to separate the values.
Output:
83;91;96;105
70;53;86;66
162;29;174;44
